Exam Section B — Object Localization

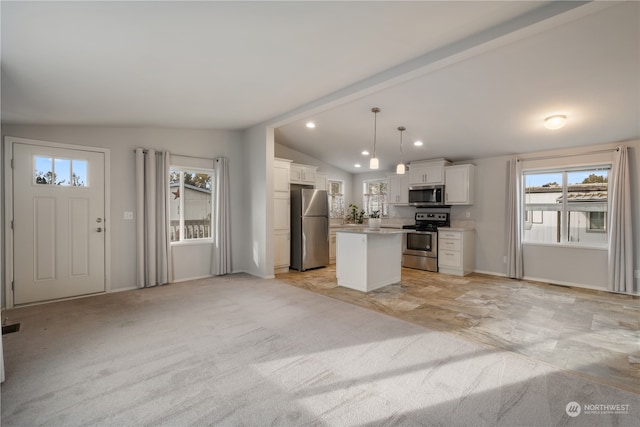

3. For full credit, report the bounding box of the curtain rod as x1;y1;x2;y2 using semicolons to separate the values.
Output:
517;147;619;162
134;149;215;162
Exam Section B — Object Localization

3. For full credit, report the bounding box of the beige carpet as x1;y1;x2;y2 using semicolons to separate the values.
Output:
1;274;638;426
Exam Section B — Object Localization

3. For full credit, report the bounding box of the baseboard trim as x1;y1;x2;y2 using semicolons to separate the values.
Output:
470;270;639;296
109;285;139;293
473;270;508;277
172;275;213;283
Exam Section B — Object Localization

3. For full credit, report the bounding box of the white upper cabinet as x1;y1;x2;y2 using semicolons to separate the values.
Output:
408;159;451;185
387;173;409;205
290;163;317;185
445;164;475;205
274;158;291;192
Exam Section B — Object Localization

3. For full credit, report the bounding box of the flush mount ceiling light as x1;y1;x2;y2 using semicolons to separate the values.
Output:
413;140;423;147
369;107;380;170
544;115;567;130
305;121;316;129
361;150;369;156
354;163;361;168
396;126;406;175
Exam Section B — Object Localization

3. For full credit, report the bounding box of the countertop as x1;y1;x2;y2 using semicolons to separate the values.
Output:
334;228;410;235
330;222;414;230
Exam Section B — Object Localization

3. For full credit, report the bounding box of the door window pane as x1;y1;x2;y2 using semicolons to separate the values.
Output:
34;156;89;187
54;158;71;186
35;156;53;184
72;160;88;186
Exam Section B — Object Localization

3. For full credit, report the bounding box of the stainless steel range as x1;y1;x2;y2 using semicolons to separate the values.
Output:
402;212;450;272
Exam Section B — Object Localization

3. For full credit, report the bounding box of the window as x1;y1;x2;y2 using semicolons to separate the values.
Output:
363;178;388;217
587;211;607;232
328;180;345;219
169;168;214;242
523;166;609;246
34;156;88;187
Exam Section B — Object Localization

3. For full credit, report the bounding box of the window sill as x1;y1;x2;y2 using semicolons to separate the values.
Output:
522;242;607;251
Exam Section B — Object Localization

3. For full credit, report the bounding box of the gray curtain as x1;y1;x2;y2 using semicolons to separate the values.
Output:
135;148;172;287
211;157;232;275
506;157;523;279
608;146;633;293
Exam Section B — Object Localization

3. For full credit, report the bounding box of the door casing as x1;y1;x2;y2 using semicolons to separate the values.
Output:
4;136;111;308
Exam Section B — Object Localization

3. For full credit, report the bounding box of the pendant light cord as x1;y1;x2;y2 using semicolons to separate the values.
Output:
372;107;379;158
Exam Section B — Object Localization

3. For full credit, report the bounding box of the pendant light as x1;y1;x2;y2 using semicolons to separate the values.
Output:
369;107;380;169
396;126;406;174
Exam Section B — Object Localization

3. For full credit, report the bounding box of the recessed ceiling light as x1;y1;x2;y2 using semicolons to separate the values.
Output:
354;163;361;168
413;140;423;147
305;121;316;129
361;150;369;156
544;115;566;130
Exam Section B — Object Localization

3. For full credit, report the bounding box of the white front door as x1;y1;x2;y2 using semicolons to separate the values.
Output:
13;142;106;305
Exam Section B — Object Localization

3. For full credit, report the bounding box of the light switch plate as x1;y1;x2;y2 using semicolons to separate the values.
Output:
124;211;134;220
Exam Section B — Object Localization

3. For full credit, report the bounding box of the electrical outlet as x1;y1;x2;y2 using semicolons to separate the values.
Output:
465;211;471;218
503;256;507;264
124;211;134;220
635;270;640;279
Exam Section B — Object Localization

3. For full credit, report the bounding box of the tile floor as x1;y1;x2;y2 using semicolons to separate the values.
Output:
277;266;640;393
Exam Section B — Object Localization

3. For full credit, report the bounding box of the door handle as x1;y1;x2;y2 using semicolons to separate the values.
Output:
96;227;103;232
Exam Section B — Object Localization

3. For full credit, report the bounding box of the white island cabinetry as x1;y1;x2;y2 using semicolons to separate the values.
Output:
335;229;407;292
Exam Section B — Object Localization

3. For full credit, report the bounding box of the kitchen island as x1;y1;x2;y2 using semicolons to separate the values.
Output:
335;228;409;292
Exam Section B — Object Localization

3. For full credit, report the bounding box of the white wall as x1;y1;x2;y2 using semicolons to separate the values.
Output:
1;125;248;300
449;155;510;276
462;141;640;294
242;125;273;278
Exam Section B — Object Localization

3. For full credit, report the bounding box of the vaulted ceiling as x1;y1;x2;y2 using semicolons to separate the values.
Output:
2;1;638;173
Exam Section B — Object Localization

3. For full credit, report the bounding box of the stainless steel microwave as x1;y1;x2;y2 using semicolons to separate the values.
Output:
408;184;446;207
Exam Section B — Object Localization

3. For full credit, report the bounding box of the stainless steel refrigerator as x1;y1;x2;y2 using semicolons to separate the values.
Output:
290;188;329;271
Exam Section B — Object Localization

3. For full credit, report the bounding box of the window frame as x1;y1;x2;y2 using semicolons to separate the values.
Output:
522;164;610;248
169;166;215;245
362;178;389;218
328;179;345;219
587;211;607;233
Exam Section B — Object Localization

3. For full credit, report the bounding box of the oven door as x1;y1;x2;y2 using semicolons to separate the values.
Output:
403;231;437;258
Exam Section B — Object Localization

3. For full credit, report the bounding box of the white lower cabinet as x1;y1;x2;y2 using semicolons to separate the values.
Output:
438;229;474;276
274;230;290;273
